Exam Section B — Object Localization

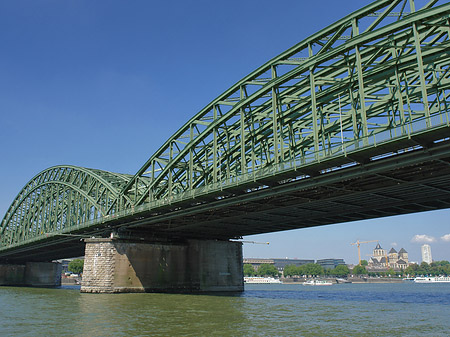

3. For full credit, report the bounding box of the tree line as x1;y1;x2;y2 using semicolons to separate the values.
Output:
244;263;350;278
244;260;450;278
244;263;280;277
401;260;449;277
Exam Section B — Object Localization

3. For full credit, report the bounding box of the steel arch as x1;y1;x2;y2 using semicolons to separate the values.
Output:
121;0;450;208
0;166;132;247
2;0;450;253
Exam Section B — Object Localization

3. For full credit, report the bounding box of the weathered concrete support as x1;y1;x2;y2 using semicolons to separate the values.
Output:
0;262;62;287
81;238;243;293
24;262;62;287
0;264;25;285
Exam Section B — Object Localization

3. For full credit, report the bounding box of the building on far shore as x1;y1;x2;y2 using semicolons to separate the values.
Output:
421;244;432;264
316;258;346;270
243;258;346;273
367;243;410;271
243;258;314;272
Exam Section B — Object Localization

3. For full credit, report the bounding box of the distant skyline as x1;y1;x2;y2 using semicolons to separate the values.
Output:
243;209;450;265
1;0;449;265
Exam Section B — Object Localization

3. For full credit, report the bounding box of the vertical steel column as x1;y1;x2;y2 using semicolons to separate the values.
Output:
409;0;416;13
22;193;31;238
431;65;442;124
353;18;369;146
18;199;26;240
391;43;407;135
226;128;230;181
41;190;48;234
150;160;155;201
251;111;256;176
133;178;138;205
439;15;450;125
189;124;194;190
168;142;173;196
271;66;279;164
412;21;431;127
309;44;320;159
213;106;218;183
240;86;246;175
51;184;59;232
65;188;72;230
278;97;285;162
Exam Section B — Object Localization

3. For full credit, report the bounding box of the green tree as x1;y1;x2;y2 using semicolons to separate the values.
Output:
332;265;350;277
386;268;396;277
405;263;420;276
360;260;368;266
429;261;450;276
297;264;307;276
243;264;256;276
303;263;324;276
419;262;430;274
283;264;300;277
257;264;279;277
68;259;84;275
352;265;366;275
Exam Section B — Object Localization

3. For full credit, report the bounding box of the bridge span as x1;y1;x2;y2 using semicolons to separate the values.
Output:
1;0;450;292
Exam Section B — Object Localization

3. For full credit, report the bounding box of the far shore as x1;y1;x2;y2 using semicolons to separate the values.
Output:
281;276;404;284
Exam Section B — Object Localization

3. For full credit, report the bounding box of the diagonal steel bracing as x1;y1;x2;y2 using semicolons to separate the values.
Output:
1;0;450;262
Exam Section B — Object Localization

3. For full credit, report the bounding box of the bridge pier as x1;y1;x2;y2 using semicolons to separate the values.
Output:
81;238;243;293
0;262;62;287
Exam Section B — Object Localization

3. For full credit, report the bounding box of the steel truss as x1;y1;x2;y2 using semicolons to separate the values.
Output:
120;0;450;208
2;0;450;252
0;166;132;248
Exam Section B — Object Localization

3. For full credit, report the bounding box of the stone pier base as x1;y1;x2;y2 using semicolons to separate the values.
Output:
0;262;62;287
81;238;243;293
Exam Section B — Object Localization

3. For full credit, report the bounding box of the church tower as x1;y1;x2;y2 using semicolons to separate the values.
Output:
398;248;408;263
388;248;398;264
372;243;386;263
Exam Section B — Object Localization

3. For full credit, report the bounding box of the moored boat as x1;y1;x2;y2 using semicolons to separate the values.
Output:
413;276;450;283
303;279;333;286
244;276;282;284
336;278;352;284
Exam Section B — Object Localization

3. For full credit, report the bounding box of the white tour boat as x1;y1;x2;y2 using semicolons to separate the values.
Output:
303;279;333;286
244;276;282;284
413;276;450;283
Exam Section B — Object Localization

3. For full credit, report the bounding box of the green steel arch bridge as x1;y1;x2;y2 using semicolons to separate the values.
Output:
2;0;450;262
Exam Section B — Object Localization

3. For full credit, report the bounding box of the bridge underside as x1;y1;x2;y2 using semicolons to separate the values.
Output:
120;128;450;239
2;127;449;263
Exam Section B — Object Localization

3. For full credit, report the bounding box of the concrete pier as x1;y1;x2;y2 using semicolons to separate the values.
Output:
81;238;243;293
0;262;62;287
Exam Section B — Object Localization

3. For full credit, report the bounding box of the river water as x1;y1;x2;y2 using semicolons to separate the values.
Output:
0;282;449;336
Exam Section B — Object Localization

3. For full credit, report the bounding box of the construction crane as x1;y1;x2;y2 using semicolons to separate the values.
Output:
351;240;378;265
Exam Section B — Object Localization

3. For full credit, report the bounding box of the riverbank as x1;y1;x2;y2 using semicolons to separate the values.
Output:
61;276;81;285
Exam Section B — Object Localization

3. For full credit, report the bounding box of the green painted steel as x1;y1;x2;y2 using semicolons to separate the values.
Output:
119;0;450;208
2;0;450;253
0;166;133;249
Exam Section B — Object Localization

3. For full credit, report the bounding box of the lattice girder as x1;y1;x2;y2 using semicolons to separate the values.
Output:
0;166;132;247
121;0;450;206
2;0;450;252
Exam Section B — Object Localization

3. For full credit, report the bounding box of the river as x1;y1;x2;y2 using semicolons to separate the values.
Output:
0;282;449;336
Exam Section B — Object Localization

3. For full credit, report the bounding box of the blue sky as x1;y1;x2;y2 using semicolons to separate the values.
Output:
1;0;449;264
